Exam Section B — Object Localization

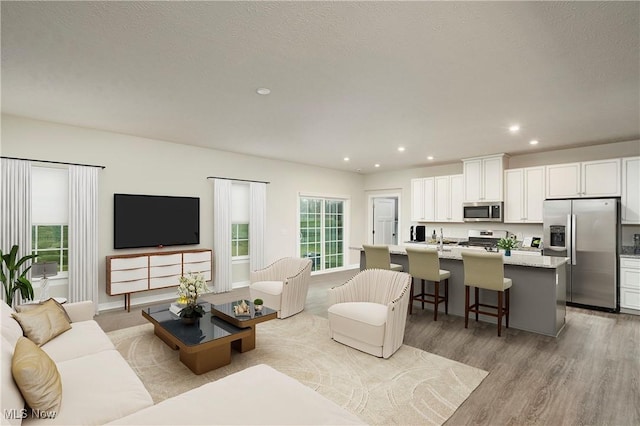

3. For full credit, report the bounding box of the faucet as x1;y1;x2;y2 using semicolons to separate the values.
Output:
438;228;444;251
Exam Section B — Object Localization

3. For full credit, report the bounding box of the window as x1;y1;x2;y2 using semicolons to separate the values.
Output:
299;197;345;272
31;167;69;279
32;225;69;271
232;223;249;257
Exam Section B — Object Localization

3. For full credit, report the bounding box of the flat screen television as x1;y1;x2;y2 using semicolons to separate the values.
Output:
114;193;200;249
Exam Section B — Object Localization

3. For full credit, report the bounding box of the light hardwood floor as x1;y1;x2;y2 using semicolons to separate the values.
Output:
96;269;640;426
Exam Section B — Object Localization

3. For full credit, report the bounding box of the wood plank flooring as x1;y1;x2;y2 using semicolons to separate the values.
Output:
96;269;640;425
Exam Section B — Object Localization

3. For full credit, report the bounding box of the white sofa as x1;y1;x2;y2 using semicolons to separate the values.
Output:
2;301;363;426
1;300;154;425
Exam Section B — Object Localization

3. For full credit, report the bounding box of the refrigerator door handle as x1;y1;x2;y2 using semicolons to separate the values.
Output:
571;214;577;265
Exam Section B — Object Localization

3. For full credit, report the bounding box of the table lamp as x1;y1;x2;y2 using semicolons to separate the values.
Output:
31;261;58;301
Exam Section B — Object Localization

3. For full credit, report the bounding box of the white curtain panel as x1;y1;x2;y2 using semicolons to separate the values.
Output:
213;179;232;293
68;165;99;312
249;182;266;271
0;158;32;304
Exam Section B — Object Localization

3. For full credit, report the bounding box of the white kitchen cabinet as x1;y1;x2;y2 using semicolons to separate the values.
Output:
622;157;640;224
463;154;506;202
434;174;464;222
450;174;464;222
504;166;545;223
546;159;621;199
620;257;640;314
410;177;434;222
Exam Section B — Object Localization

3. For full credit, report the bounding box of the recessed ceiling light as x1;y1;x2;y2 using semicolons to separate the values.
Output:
256;88;271;95
356;168;362;172
343;157;350;162
397;147;406;152
509;124;521;133
374;163;380;168
529;139;539;145
427;156;434;160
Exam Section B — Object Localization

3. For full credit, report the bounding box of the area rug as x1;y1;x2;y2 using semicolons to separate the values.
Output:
107;313;487;425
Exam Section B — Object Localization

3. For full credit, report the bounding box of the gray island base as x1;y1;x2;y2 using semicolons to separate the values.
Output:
358;246;568;337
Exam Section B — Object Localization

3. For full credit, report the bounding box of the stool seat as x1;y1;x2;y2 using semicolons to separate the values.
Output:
461;250;512;337
405;247;450;321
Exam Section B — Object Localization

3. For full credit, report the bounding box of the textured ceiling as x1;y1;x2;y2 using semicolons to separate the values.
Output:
2;1;639;173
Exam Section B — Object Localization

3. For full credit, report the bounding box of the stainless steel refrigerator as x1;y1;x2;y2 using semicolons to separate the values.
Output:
543;198;620;311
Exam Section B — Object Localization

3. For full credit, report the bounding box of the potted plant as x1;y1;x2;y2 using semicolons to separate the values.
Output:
496;237;517;256
1;245;37;307
253;298;264;312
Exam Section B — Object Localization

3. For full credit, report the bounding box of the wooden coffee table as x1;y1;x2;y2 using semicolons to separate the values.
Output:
210;301;278;352
142;303;255;375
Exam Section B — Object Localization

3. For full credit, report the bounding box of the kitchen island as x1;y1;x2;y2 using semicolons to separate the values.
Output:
356;245;569;337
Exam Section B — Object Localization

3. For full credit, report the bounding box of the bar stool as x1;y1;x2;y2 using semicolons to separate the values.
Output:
461;250;512;336
405;247;450;321
362;244;403;271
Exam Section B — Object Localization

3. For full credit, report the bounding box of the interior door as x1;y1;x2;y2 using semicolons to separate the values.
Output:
373;198;397;245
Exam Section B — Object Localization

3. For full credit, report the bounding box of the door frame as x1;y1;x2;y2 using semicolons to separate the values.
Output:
367;191;402;245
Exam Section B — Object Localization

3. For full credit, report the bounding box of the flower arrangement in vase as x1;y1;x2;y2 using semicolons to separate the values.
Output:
176;273;210;322
496;237;518;256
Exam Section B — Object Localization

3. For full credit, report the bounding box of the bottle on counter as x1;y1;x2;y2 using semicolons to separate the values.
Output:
432;229;437;241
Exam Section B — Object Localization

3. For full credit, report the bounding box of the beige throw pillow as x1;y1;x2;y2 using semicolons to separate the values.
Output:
15;298;72;322
12;299;71;346
11;337;63;413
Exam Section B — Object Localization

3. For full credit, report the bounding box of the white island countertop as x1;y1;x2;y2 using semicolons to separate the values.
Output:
352;245;569;269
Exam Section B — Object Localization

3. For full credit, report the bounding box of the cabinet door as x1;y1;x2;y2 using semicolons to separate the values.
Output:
524;166;545;222
411;179;425;221
504;169;524;223
582;159;621;197
422;177;435;221
450;175;464;222
463;159;482;202
546;163;581;199
622;157;639;224
434;176;450;222
482;156;504;201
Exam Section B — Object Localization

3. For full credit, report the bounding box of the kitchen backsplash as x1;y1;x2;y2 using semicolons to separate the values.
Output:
409;222;543;242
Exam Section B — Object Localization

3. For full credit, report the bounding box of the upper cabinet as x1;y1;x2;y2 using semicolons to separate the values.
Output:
546;159;621;199
622;157;640;224
410;177;434;222
463;154;507;202
411;175;462;223
504;167;545;223
434;174;464;222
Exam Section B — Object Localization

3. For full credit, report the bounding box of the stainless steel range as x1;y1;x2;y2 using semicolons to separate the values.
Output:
458;229;508;251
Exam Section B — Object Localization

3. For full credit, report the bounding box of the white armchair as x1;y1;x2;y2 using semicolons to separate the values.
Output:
249;258;313;319
327;269;412;359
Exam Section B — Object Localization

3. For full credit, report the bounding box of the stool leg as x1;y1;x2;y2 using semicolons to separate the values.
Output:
464;285;469;329
474;287;479;322
434;281;439;321
421;279;425;310
444;278;449;315
498;291;503;337
506;287;510;329
409;277;414;315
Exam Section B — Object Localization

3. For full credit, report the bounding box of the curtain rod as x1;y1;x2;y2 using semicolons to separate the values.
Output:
1;156;106;169
207;176;270;184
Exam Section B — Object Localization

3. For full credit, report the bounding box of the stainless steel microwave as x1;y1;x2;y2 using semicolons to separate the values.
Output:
463;202;503;222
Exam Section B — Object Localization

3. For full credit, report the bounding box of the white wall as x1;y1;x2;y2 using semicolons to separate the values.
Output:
1;114;366;310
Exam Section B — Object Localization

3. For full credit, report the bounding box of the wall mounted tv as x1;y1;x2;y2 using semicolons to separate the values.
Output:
114;193;200;249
